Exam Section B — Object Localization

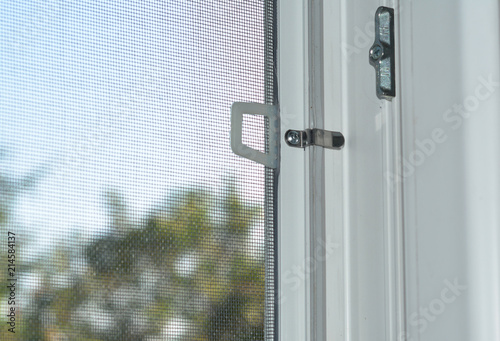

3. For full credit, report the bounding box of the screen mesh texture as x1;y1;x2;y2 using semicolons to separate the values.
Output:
0;1;276;340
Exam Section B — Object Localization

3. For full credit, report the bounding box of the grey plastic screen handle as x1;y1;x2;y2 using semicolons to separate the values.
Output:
231;102;279;169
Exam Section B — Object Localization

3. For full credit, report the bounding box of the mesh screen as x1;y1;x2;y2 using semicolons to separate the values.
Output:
0;1;276;340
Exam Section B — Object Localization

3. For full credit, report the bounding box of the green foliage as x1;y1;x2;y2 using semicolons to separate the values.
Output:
17;183;267;340
0;156;47;338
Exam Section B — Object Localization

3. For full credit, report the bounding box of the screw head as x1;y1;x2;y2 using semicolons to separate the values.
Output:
286;130;301;146
370;45;382;60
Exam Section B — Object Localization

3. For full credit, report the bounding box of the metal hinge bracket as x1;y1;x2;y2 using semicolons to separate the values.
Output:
285;129;345;150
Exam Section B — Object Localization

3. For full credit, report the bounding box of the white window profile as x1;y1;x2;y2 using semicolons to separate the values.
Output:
279;0;500;340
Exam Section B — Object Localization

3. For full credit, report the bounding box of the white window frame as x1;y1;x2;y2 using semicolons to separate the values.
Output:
278;0;405;340
279;0;500;340
277;0;311;338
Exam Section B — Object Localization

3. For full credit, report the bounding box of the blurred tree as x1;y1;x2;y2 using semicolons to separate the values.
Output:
17;181;266;340
0;149;47;340
0;149;48;228
104;188;131;235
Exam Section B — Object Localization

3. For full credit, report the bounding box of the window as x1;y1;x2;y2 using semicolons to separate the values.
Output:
0;1;276;339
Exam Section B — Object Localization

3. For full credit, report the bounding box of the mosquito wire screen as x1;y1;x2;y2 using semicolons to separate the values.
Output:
0;1;277;340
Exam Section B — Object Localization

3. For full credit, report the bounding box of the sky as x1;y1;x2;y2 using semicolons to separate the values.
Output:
0;0;268;259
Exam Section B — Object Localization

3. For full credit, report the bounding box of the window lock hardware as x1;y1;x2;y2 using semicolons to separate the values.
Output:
369;6;395;100
231;102;279;168
285;129;344;150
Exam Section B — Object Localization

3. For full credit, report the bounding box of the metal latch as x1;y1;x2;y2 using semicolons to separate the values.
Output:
231;102;279;169
230;102;343;169
369;6;395;100
285;129;344;150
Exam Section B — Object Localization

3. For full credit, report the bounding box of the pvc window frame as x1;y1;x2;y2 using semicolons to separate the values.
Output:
278;0;342;339
277;0;314;338
278;0;405;340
